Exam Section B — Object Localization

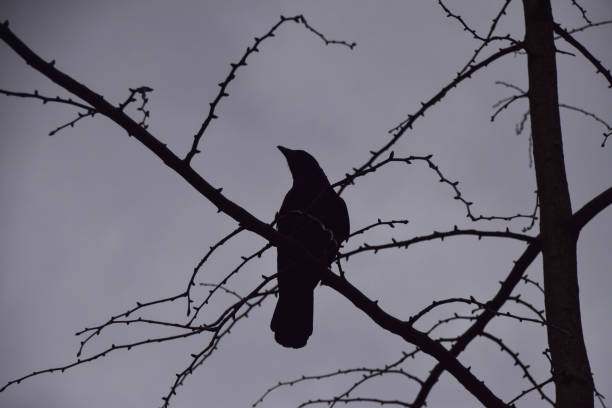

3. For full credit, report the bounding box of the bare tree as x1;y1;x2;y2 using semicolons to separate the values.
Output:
1;1;611;407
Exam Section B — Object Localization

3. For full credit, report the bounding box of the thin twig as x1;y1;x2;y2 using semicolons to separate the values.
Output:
553;22;612;89
335;42;523;199
184;15;354;164
185;227;244;315
559;103;612;147
341;227;534;260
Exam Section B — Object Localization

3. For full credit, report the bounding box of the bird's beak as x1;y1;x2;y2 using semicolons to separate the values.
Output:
277;145;292;157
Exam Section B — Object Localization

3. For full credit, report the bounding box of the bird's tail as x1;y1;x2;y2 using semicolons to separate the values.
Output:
270;284;314;349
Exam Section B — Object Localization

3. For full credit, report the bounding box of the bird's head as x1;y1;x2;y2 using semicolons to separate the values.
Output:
277;146;330;186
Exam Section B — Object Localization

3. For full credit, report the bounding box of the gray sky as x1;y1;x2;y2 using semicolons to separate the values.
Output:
1;1;611;407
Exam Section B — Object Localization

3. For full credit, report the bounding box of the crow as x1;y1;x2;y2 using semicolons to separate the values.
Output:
271;146;350;348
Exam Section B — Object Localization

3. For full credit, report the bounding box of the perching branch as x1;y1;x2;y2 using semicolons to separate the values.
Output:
0;19;510;407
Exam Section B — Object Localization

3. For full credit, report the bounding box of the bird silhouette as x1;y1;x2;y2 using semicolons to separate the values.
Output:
271;146;350;348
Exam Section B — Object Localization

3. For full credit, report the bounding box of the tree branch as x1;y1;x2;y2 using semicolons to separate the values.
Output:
412;184;612;407
3;14;611;408
341;227;534;259
553;22;612;88
321;272;509;408
338;42;524;195
0;21;508;406
183;15;354;164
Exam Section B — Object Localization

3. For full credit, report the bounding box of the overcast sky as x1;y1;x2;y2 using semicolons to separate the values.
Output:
1;1;611;407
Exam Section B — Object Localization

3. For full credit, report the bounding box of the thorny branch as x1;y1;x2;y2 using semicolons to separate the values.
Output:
521;273;545;294
417;294;548;337
513;103;611;148
1;319;210;393
185;226;244;315
187;243;272;326
163;277;277;407
496;75;612;148
0;85;154;136
335;42;524;197
253;351;420;408
410;186;612;408
0;88;97;135
437;0;515;45
48;109;97;135
565;19;612;36
457;1;518;78
255;284;553;408
299;397;412;407
183;14;355;164
0;17;515;397
490;80;528;123
480;332;554;405
298;15;357;49
349;218;409;238
0;88;93;110
491;92;528;122
559;103;612;147
570;0;592;25
199;282;250;302
75;291;186;357
336;151;539;225
341;226;534;260
553;22;612;89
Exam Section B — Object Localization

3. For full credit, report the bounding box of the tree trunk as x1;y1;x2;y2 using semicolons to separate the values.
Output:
521;1;594;407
